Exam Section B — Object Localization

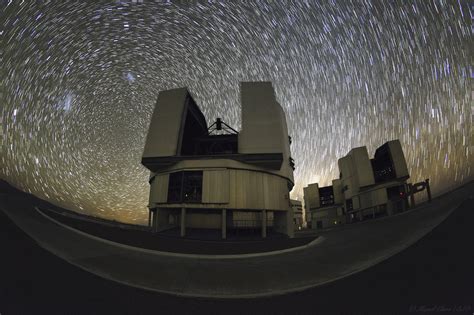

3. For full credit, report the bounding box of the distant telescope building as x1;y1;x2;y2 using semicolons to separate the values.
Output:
304;140;413;230
304;180;346;230
290;199;304;230
141;82;295;238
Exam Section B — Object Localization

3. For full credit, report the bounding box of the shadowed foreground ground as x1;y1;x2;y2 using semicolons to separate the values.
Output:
39;207;316;254
0;181;473;314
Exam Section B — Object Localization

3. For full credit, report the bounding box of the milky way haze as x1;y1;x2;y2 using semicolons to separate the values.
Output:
1;1;472;224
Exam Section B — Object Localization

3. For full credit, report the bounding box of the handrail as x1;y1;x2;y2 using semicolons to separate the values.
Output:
231;220;274;228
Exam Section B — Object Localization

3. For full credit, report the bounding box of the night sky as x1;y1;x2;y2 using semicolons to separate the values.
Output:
1;1;472;224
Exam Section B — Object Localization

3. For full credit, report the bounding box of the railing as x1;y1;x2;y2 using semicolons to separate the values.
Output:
289;156;296;170
232;220;274;228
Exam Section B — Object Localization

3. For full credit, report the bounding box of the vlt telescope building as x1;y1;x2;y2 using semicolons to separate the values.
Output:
141;82;296;239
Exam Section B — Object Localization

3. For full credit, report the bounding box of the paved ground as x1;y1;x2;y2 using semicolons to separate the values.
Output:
1;181;472;305
0;187;473;314
39;207;315;254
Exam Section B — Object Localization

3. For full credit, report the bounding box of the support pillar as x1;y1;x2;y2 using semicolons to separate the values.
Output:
261;210;267;238
154;208;159;233
180;207;186;237
425;179;432;202
286;210;294;238
409;183;415;208
222;209;227;239
150;209;155;232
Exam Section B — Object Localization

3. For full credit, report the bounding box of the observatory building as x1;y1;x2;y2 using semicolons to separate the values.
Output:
290;199;304;230
304;180;346;230
141;82;295;239
304;140;412;230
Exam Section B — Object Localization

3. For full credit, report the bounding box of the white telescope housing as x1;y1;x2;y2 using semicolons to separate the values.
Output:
142;82;295;238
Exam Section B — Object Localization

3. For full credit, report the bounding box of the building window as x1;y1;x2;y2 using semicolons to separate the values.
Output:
319;186;335;206
346;199;353;211
167;171;203;203
182;171;203;202
372;143;396;183
167;172;183;203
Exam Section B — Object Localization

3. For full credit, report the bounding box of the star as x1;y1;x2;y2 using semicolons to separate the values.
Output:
1;1;471;224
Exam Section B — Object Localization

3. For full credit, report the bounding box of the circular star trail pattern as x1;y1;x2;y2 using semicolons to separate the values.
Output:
1;1;472;224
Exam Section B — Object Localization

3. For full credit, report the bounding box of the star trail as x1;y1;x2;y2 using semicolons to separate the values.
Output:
1;1;472;224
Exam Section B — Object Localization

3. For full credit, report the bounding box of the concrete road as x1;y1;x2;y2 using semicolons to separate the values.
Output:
0;181;472;299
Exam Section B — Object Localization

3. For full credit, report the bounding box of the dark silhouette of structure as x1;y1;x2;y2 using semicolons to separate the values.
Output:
304;140;431;229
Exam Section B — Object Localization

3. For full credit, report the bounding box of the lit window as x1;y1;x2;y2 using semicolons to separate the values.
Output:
167;171;203;203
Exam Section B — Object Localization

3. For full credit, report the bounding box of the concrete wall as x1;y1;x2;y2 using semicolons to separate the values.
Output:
369;188;388;207
339;146;375;202
311;206;345;229
233;210;274;221
338;155;355;197
359;191;372;210
332;179;343;204
388;140;409;179
238;82;294;186
186;212;221;229
351;184;393;213
352;195;360;210
149;167;291;212
202;170;230;204
149;173;169;206
351;146;375;188
156;208;173;228
312;209;330;219
303;183;320;210
142;88;188;158
274;210;294;237
229;169;290;211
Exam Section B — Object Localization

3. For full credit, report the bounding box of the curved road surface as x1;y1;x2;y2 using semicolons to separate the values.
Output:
0;182;474;315
0;182;473;303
